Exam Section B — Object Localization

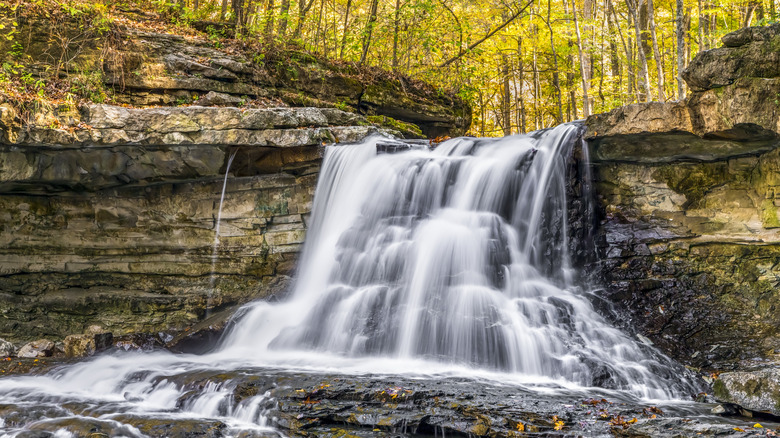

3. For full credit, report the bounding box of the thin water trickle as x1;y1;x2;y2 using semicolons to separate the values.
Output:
207;150;238;317
0;126;708;437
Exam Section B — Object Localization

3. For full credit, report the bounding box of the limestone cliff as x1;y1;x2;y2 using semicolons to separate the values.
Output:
0;103;382;343
586;24;780;414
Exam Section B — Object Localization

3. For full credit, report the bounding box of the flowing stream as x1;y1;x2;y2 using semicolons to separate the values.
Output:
0;125;726;437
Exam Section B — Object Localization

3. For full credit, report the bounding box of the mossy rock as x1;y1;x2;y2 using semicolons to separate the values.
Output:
366;115;423;139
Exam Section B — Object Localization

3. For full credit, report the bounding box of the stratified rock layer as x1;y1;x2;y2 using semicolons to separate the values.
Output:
0;11;470;138
585;25;780;379
0;104;379;343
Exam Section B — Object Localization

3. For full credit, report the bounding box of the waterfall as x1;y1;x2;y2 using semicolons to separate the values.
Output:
222;124;696;398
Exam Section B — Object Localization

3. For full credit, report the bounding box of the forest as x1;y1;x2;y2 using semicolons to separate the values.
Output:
155;0;773;136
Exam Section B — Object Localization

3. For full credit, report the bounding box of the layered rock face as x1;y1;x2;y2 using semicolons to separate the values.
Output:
0;12;469;138
0;104;380;343
586;24;780;412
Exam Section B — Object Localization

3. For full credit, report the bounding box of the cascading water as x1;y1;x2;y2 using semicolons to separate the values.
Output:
223;124;694;397
0;125;706;437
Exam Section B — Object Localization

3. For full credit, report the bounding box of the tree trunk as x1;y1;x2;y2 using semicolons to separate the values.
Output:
532;28;541;130
518;37;527;133
697;0;704;50
547;0;564;123
607;4;620;94
264;0;275;42
501;54;512;135
571;0;591;116
627;0;652;101
360;0;380;65
676;0;685;99
608;0;632;101
232;0;246;36
277;0;290;37
293;0;316;39
339;0;352;57
221;0;228;21
647;0;664;100
744;2;759;27
392;0;402;70
313;0;324;51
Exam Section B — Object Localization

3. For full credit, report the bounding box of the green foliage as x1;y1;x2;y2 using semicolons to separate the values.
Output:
70;71;108;103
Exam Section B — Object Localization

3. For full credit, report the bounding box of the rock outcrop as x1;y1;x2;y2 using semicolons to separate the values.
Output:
0;103;381;344
586;23;780;411
0;9;470;138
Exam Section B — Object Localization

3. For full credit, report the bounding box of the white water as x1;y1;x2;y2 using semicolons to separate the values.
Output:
207;150;239;315
0;126;700;436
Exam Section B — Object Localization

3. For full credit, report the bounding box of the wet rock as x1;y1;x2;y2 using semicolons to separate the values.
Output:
64;327;113;358
715;369;780;416
166;307;235;354
113;333;166;352
0;338;15;357
17;339;55;358
585;22;780;373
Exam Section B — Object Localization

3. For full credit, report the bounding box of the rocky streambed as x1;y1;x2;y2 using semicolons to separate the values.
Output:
0;352;775;438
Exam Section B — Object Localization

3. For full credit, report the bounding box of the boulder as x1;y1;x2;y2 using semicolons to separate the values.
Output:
0;338;15;357
64;327;114;358
714;369;780;416
683;23;780;91
197;91;243;106
17;339;55;358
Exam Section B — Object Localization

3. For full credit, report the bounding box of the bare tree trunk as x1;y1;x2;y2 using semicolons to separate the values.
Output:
608;0;631;101
627;0;652;101
277;0;290;37
392;0;402;70
264;0;275;42
339;0;352;57
360;0;379;64
607;1;620;95
232;0;247;36
221;0;228;21
501;54;512;135
697;0;705;50
314;0;324;51
518;37;527;133
567;52;578;120
533;32;541;130
571;0;591;116
598;0;606;105
547;0;564;123
477;89;486;136
744;2;758;27
647;0;664;100
293;0;316;38
676;0;685;99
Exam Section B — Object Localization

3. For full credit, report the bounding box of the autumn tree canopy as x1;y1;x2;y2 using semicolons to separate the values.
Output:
29;0;778;135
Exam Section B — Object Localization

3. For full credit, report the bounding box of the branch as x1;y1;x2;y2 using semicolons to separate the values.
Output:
439;0;533;68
